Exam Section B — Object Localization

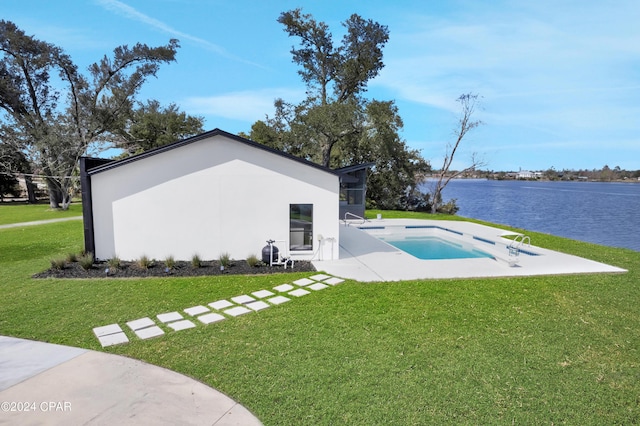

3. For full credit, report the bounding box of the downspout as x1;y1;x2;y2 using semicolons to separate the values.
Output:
79;157;96;256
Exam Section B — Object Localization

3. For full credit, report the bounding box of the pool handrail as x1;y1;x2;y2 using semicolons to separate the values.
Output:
343;212;367;225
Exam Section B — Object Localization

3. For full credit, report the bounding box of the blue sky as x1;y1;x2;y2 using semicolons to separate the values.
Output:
4;0;640;171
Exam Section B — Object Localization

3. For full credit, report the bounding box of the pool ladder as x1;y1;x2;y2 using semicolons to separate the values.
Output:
508;234;530;256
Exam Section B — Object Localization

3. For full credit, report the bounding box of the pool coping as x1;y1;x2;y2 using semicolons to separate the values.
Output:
312;219;627;282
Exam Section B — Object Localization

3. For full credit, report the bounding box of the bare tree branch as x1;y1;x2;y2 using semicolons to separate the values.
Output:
430;93;484;213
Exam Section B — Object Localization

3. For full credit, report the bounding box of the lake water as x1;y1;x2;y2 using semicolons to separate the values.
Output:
420;179;640;252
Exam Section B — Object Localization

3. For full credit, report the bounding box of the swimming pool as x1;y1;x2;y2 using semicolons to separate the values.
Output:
379;235;494;260
317;219;626;281
360;225;505;261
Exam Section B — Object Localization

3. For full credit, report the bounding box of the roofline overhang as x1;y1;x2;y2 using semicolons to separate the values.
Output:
85;128;343;178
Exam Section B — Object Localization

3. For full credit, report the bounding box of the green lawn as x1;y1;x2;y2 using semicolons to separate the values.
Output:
1;209;638;425
0;202;83;225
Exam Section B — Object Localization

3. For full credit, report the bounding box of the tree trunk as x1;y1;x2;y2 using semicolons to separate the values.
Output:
321;137;338;168
23;174;38;203
430;188;440;214
430;174;445;214
46;177;64;209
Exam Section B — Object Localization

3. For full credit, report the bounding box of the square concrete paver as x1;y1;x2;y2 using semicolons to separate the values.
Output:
184;305;210;316
293;278;315;286
252;289;274;299
167;320;196;331
273;284;294;292
231;295;256;304
93;324;129;347
325;277;345;285
209;300;234;310
310;274;331;281
308;283;329;291
246;301;270;311
198;313;226;324
157;312;183;323
224;306;252;317
289;288;310;297
97;332;129;347
126;317;156;331
93;324;123;337
267;296;290;305
134;326;165;340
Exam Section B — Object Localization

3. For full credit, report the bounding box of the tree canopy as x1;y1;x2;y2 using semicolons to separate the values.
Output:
0;19;180;208
113;100;204;156
247;9;431;210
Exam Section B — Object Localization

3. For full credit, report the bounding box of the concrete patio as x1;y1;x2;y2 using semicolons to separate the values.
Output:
312;219;627;282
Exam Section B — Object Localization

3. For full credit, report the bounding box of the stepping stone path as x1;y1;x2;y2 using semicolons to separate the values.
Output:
126;317;165;340
289;288;310;297
92;274;345;347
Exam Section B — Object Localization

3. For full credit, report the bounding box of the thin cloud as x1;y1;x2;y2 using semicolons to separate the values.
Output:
183;88;306;122
378;0;640;111
95;0;266;68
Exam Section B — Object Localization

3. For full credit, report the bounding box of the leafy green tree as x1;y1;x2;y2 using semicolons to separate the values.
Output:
338;100;430;210
276;8;389;167
114;100;204;155
0;19;179;208
249;9;431;210
0;139;21;200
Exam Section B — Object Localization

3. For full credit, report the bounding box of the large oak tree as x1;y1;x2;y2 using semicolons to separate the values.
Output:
0;20;179;208
248;9;431;210
114;99;205;156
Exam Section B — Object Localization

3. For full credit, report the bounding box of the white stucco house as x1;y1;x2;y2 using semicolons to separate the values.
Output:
80;129;368;263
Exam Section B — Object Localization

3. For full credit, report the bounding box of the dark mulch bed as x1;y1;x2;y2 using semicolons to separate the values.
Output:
33;259;316;279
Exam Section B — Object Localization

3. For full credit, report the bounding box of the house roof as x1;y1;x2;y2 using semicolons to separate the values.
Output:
334;163;375;174
334;163;375;183
84;128;342;177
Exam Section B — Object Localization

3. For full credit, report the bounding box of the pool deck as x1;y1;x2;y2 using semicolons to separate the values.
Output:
313;219;627;282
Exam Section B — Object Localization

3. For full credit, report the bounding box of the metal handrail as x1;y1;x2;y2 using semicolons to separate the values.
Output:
507;234;531;257
510;234;531;247
343;212;366;225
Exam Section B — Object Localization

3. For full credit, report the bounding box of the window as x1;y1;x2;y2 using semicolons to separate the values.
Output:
340;169;366;205
290;204;313;251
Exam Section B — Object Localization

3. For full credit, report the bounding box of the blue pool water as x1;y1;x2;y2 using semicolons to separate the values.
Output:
380;236;494;260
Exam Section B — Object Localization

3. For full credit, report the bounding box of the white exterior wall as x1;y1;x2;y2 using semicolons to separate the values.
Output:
90;135;339;261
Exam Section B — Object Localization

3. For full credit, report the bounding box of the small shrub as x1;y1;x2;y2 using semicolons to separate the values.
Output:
164;255;176;270
78;252;94;271
66;252;78;263
107;256;121;270
219;252;232;268
246;254;262;267
191;254;202;268
137;255;152;269
437;199;460;215
50;258;66;270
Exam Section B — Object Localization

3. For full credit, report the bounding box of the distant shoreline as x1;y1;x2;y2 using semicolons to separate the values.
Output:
421;175;640;184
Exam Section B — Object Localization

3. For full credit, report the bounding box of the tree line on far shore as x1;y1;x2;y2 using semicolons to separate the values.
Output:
439;166;640;182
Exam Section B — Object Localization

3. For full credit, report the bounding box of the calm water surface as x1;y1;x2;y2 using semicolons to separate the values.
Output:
421;179;640;252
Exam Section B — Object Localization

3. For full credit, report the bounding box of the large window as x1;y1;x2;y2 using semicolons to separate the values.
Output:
290;204;313;251
340;168;366;205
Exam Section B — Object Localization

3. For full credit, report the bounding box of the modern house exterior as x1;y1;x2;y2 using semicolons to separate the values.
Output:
336;163;374;220
80;129;361;262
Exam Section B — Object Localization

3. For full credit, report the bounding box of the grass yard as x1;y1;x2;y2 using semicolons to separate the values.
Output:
0;207;638;424
0;202;82;225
